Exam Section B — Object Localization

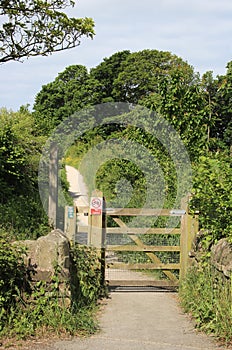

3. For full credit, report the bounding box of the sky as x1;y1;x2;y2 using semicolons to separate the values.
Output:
1;0;232;111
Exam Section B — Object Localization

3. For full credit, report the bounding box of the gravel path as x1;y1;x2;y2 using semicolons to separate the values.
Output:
65;165;89;226
37;292;223;350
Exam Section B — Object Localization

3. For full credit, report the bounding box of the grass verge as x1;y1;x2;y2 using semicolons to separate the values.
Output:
179;263;232;347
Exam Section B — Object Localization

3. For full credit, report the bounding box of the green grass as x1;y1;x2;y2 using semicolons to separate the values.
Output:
0;278;99;342
0;239;104;344
179;264;232;346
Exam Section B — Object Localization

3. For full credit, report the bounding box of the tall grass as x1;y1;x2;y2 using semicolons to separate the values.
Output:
179;264;232;345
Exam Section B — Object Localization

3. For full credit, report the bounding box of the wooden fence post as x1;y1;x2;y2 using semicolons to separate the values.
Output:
88;190;106;285
180;195;199;281
48;142;58;228
64;206;77;242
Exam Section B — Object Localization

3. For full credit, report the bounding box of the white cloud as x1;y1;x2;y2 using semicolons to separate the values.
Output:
0;0;232;110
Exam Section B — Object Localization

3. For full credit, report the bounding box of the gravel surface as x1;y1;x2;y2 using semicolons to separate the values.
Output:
28;292;225;350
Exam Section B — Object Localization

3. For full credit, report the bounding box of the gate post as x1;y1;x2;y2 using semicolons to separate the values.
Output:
64;206;76;242
180;195;198;281
180;211;190;281
88;190;106;285
48;142;58;228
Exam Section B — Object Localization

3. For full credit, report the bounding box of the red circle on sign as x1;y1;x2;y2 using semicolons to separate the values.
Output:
91;198;101;208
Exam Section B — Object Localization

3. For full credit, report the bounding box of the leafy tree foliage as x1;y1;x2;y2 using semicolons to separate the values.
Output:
0;107;45;197
33;65;102;134
33;49;211;157
32;49;232;244
191;153;232;244
90;50;131;100
0;107;48;237
211;62;232;149
111;49;194;103
0;0;94;63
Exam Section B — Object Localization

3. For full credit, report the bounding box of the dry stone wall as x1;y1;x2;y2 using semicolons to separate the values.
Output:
211;238;232;278
15;229;70;282
190;231;232;279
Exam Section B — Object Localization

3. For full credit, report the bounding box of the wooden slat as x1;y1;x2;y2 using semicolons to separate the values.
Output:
77;226;88;233
106;227;181;235
107;245;180;252
77;226;181;234
112;218;179;283
106;208;185;216
76;207;185;216
107;280;179;287
107;262;180;270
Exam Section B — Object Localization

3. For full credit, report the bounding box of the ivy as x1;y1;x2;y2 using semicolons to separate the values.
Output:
70;244;107;308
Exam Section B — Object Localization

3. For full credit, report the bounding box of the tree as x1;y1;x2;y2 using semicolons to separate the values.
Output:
212;62;232;150
33;64;102;134
110;50;210;158
90;50;131;101
0;0;94;63
112;49;195;103
33;49;214;160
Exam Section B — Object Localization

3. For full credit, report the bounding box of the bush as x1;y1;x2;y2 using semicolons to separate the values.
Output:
0;237;28;324
0;194;50;241
70;244;108;307
190;152;232;246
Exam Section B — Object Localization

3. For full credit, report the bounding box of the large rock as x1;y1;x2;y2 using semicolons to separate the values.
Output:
211;238;232;278
15;229;70;281
189;229;206;262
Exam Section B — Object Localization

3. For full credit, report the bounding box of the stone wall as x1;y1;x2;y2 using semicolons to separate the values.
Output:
14;229;70;282
190;231;232;278
211;238;232;278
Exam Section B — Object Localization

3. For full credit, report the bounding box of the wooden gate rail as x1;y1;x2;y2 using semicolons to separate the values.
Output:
108;216;179;284
106;208;186;216
76;207;186;217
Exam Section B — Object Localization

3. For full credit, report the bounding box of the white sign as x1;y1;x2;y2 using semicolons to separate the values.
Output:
90;197;103;215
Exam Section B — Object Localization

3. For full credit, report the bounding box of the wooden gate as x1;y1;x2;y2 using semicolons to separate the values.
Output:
105;207;198;289
74;190;198;289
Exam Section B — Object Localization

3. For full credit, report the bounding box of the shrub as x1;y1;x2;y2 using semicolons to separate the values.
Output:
70;244;108;308
190;152;232;246
0;236;30;335
0;194;50;241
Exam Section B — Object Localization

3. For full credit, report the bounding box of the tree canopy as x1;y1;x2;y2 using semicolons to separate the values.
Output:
0;0;95;63
2;48;232;244
33;49;232;153
33;49;209;158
